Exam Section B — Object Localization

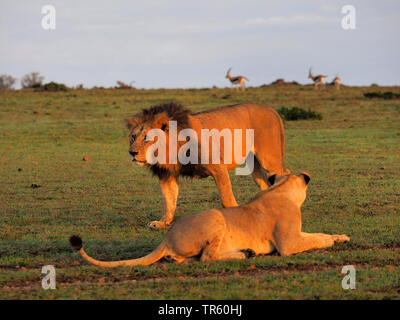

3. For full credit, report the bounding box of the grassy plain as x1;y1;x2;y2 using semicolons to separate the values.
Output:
0;85;399;299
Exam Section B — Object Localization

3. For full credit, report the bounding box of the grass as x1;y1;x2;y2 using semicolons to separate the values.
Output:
0;85;399;299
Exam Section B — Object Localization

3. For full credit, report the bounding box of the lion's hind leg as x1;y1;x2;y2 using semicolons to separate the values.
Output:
202;247;255;262
251;156;269;190
199;233;225;262
210;165;238;208
167;209;226;263
217;249;248;261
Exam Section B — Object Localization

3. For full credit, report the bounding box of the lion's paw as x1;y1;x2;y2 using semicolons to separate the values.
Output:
148;220;169;229
241;249;256;258
333;234;350;243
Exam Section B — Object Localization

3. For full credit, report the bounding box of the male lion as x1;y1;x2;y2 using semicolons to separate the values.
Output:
69;172;350;267
125;102;290;228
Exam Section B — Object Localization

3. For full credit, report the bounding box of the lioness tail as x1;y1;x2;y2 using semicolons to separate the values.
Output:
69;235;166;267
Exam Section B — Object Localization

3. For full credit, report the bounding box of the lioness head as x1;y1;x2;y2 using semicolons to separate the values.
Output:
126;103;192;168
267;172;311;206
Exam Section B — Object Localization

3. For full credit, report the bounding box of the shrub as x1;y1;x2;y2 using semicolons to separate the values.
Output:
42;81;68;92
277;107;322;121
21;72;44;88
0;74;17;89
364;91;400;99
115;81;135;89
267;79;300;86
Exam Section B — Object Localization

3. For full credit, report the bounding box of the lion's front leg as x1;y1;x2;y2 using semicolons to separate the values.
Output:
148;175;179;229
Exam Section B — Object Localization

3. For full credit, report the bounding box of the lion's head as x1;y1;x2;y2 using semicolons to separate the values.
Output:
126;102;192;173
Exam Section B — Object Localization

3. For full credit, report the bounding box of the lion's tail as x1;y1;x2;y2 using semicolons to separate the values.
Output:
69;235;166;267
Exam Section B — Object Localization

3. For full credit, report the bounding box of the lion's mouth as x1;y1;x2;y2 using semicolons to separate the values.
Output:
132;158;146;164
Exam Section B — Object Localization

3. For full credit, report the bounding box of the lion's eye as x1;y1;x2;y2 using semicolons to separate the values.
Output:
131;134;136;141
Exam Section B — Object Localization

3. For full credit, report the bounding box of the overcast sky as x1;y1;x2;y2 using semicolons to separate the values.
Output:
1;0;399;88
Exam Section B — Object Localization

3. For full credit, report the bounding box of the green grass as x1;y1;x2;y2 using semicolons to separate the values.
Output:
0;85;399;299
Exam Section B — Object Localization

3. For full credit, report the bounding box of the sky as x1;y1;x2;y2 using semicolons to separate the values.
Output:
1;0;399;88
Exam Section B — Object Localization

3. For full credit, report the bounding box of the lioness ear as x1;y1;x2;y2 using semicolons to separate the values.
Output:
300;172;311;185
267;174;277;186
126;116;140;129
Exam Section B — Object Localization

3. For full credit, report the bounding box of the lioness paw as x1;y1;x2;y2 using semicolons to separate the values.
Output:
333;234;350;243
241;249;256;258
148;220;169;229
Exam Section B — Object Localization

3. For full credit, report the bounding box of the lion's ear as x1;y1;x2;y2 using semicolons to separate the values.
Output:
126;116;141;129
153;112;170;132
299;172;311;185
267;174;277;186
161;121;168;131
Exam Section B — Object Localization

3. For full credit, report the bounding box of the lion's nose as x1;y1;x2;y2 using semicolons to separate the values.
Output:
129;151;138;157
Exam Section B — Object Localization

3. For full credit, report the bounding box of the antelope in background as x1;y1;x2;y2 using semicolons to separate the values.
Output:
226;67;248;90
331;75;341;90
308;67;327;89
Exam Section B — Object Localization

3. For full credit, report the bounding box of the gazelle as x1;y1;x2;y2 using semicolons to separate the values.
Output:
226;67;248;90
308;67;327;89
331;75;341;90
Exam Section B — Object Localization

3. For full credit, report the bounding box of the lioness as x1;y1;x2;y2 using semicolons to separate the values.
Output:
125;102;289;228
69;172;350;267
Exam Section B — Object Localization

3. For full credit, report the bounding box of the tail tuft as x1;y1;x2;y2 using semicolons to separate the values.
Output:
69;235;83;251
